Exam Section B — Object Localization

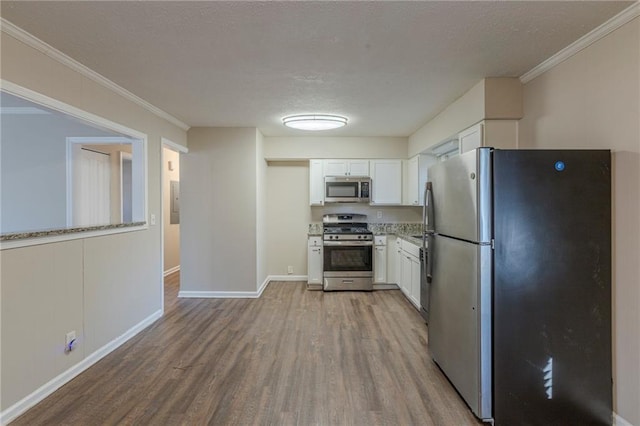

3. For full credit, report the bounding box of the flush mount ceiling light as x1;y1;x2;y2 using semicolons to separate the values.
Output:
282;114;348;131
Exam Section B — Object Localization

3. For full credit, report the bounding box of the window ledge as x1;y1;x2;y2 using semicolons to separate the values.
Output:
0;222;147;250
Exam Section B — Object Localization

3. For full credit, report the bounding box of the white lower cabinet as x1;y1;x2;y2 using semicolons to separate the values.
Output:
307;236;323;287
394;238;403;286
374;236;387;284
398;238;421;309
409;255;421;307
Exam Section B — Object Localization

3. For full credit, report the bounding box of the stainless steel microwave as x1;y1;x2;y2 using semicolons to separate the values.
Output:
324;176;370;203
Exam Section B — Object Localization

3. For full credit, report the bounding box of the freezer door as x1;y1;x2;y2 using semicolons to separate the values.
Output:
492;149;612;424
428;234;492;420
428;148;492;243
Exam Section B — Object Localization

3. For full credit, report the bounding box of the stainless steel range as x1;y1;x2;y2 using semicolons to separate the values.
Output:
322;214;373;291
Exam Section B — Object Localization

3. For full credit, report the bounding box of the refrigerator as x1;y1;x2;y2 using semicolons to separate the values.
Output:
424;148;612;425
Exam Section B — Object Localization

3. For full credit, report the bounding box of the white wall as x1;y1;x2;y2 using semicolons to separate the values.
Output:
181;127;259;293
0;29;187;415
519;16;639;425
162;147;180;272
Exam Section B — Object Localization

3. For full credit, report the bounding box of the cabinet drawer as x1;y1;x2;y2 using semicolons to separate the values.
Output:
401;239;420;258
374;236;387;246
308;236;323;247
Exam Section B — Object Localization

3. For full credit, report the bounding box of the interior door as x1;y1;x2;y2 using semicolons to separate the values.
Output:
73;147;111;227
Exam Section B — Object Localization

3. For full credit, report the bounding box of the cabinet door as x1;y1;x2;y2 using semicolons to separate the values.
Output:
348;160;370;176
374;246;387;284
410;255;421;307
371;160;402;205
324;160;347;176
394;243;403;286
401;254;412;297
307;246;323;284
407;156;419;205
309;160;324;206
459;123;483;154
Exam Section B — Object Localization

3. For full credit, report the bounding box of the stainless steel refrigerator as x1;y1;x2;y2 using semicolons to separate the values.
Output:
425;148;612;425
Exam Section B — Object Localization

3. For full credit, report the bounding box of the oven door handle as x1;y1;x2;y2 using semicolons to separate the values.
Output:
323;241;374;246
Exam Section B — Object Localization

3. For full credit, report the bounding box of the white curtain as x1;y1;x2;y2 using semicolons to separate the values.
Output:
74;149;111;227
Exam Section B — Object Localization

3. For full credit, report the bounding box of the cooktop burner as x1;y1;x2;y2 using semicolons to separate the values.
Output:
323;227;371;234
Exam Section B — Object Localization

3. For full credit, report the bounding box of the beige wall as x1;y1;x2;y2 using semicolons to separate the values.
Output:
408;78;523;156
181;127;260;293
265;136;408;160
162;147;180;272
408;80;485;156
256;130;268;287
0;30;187;413
519;17;640;425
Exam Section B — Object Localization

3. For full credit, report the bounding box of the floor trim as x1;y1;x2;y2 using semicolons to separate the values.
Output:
163;265;180;277
0;309;163;425
178;275;307;299
614;412;633;426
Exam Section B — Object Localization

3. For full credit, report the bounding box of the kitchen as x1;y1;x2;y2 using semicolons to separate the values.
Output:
1;1;639;425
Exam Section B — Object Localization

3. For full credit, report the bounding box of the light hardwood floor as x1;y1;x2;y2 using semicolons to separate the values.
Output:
13;274;482;425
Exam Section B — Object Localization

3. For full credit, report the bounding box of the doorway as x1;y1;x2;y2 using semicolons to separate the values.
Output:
161;138;187;311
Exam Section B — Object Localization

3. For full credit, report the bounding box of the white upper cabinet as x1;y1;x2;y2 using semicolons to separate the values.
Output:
404;154;436;206
324;159;369;177
370;160;402;205
459;123;484;154
309;160;324;206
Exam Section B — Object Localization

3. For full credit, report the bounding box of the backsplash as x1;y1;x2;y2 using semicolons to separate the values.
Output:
308;222;422;236
368;222;423;235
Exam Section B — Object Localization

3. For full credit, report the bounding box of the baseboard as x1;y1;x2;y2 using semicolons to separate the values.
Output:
178;290;260;298
614;413;634;426
373;283;399;290
163;265;180;277
256;276;271;298
0;309;162;425
268;275;307;282
178;275;307;299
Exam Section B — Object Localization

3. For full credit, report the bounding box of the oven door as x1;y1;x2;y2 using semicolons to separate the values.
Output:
323;241;374;291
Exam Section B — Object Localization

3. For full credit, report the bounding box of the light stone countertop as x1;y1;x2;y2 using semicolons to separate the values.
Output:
0;222;146;241
307;222;425;247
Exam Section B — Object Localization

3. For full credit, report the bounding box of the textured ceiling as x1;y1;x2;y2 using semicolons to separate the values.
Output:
0;1;633;136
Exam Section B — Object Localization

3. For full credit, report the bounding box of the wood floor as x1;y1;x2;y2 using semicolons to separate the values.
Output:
13;274;482;425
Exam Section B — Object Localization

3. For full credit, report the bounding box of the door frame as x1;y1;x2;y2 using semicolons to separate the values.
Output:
160;137;188;312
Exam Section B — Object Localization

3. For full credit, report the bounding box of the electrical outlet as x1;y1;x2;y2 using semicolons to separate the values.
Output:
65;331;76;353
287;266;294;275
377;211;383;219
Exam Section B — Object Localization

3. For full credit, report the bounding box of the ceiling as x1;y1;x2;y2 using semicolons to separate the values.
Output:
0;1;633;137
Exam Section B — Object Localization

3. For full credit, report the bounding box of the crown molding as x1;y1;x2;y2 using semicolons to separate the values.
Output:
521;2;640;84
0;17;191;131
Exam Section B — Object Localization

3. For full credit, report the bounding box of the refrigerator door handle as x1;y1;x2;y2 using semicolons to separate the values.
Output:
425;182;435;233
426;233;433;284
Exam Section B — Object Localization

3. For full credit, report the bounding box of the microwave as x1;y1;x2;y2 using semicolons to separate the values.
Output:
324;176;371;203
